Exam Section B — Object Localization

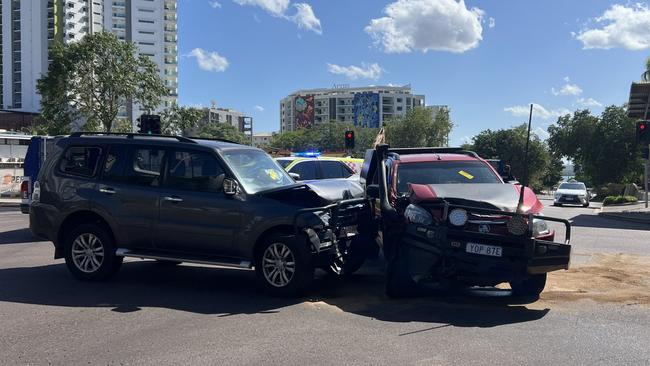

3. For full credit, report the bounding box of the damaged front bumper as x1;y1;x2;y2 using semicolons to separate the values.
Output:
397;203;572;285
292;197;370;262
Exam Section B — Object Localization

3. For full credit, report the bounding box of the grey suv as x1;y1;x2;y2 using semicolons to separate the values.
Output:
30;133;371;295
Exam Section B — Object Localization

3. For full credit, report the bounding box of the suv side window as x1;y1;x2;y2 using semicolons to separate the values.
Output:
166;150;225;192
128;147;165;187
290;160;318;180
59;146;102;177
320;161;352;179
102;144;127;182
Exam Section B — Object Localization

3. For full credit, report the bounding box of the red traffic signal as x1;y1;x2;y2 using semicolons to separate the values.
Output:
344;130;355;149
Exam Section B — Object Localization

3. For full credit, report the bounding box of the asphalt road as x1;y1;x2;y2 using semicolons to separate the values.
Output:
1;202;649;366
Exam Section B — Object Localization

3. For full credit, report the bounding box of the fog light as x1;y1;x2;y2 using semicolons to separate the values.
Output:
448;209;468;226
507;215;528;236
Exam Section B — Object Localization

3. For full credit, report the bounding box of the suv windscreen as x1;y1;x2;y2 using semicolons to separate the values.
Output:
222;149;294;193
396;161;501;194
558;183;586;190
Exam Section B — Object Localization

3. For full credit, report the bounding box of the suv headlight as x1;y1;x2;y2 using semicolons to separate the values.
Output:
404;204;433;226
533;218;550;237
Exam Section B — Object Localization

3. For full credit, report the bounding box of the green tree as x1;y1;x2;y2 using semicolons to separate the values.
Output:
37;32;167;132
269;121;379;155
160;103;204;135
199;121;250;144
35;43;76;135
384;107;452;147
548;106;642;186
466;124;551;190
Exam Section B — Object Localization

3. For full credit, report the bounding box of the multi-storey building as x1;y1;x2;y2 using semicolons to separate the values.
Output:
279;85;426;132
0;0;177;126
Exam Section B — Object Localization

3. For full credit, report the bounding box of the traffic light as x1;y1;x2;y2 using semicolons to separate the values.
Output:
636;121;649;144
344;130;355;149
138;114;161;134
643;145;649;159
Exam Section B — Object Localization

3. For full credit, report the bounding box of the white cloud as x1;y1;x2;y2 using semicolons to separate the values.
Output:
576;4;650;50
504;103;571;120
188;48;229;72
327;62;383;80
365;0;485;53
533;126;550;139
233;0;321;34
577;97;603;108
551;83;583;96
488;17;495;28
254;105;265;112
290;3;322;34
209;1;222;8
233;0;289;16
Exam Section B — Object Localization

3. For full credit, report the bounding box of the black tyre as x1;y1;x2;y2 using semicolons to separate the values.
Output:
324;238;367;277
385;242;418;298
553;203;561;207
64;223;122;281
255;233;314;296
582;202;589;207
510;273;547;297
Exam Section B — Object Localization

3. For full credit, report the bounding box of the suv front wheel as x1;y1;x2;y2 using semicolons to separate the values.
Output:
64;223;122;281
255;233;313;296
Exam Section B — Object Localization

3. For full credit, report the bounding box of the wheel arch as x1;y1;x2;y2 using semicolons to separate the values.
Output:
252;225;297;261
55;210;115;259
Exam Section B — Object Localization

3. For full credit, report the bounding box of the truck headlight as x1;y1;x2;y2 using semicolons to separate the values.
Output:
533;218;550;237
404;204;433;226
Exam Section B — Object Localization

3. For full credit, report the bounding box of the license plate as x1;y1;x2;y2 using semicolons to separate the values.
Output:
466;243;502;257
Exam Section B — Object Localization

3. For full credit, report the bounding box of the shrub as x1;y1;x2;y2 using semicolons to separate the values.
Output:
602;195;638;206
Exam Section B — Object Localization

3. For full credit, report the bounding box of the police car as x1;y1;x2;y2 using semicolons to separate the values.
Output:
276;152;363;181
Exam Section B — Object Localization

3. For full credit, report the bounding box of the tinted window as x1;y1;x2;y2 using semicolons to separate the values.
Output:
277;159;292;168
127;148;165;187
59;146;102;177
320;161;352;179
102;145;127;182
397;161;501;194
290;161;318;180
167;150;225;192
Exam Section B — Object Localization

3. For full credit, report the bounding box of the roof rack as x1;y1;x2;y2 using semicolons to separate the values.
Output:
69;132;197;144
387;147;479;159
185;136;240;145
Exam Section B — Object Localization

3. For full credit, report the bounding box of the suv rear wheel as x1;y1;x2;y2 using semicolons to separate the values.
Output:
64;223;122;281
255;233;313;296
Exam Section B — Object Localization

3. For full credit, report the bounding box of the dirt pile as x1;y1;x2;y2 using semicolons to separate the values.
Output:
543;253;650;305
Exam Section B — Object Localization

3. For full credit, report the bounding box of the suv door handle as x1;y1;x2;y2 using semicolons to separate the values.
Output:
163;196;183;203
99;187;116;195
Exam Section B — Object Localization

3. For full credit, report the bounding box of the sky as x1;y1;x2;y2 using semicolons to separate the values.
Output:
177;0;650;145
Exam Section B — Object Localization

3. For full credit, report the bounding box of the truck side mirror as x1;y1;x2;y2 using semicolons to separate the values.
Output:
366;184;380;199
223;178;240;195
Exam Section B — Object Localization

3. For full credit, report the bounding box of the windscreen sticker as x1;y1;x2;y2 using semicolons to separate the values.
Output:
458;170;474;180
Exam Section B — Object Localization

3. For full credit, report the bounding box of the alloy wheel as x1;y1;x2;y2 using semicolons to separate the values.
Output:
262;243;296;287
71;233;105;273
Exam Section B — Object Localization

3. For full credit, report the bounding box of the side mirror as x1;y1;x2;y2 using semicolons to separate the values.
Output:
366;184;380;199
223;178;239;196
289;172;301;180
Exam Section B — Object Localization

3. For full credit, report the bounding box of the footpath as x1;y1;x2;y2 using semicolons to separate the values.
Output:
599;200;650;225
0;198;20;208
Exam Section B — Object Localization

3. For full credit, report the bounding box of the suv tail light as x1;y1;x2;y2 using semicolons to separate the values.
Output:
32;181;41;203
20;180;29;199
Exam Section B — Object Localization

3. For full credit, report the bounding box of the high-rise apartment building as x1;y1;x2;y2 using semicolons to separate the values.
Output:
0;0;177;124
279;85;426;132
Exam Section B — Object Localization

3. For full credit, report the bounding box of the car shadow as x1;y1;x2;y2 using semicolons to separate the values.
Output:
0;259;550;328
570;214;650;231
0;228;47;245
313;261;550;328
